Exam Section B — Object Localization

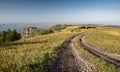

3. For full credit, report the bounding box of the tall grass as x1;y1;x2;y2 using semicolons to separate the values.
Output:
74;33;120;72
0;30;78;72
86;28;120;54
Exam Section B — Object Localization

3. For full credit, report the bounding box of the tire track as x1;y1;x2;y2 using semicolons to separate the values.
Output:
80;33;120;67
50;34;97;72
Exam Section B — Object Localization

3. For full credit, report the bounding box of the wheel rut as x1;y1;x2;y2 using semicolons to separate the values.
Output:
50;34;97;72
80;33;120;67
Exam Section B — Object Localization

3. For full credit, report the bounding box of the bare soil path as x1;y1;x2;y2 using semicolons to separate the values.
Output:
80;33;120;67
50;34;97;72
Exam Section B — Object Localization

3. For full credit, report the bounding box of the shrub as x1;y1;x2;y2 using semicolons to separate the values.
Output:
37;29;54;35
79;26;96;29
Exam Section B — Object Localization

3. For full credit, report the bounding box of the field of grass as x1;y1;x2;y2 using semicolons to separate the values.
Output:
1;25;120;72
74;32;120;72
85;28;120;54
0;26;79;72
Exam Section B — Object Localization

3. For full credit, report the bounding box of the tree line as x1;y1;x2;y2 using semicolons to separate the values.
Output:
0;29;21;44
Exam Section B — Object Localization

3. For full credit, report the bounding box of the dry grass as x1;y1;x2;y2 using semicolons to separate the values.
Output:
74;32;120;72
85;28;120;54
1;26;120;72
0;26;79;72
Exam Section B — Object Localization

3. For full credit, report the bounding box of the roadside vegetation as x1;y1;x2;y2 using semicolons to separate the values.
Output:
86;28;120;54
74;32;120;72
0;26;79;72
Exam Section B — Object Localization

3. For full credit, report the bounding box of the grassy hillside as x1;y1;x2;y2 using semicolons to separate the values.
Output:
0;26;79;72
86;28;120;54
74;34;119;72
50;24;72;31
0;25;120;72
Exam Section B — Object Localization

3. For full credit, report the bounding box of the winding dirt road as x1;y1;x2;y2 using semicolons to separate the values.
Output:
50;32;120;72
50;34;97;72
80;33;120;67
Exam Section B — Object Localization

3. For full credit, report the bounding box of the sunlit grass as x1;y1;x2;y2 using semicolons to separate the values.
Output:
1;26;119;72
85;28;120;54
0;27;79;72
74;33;120;72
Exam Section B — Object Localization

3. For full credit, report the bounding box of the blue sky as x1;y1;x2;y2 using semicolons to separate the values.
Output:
0;0;120;24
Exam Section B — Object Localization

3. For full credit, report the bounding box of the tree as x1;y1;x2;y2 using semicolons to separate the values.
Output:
8;29;20;41
0;29;21;43
1;31;7;41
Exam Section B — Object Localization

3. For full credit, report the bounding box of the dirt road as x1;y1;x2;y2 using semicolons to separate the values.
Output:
80;33;120;67
50;34;97;72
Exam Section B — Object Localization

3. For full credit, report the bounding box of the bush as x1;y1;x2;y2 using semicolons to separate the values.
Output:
37;29;54;35
79;26;96;29
87;26;96;29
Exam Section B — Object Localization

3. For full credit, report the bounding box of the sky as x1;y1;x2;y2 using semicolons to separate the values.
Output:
0;0;120;24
